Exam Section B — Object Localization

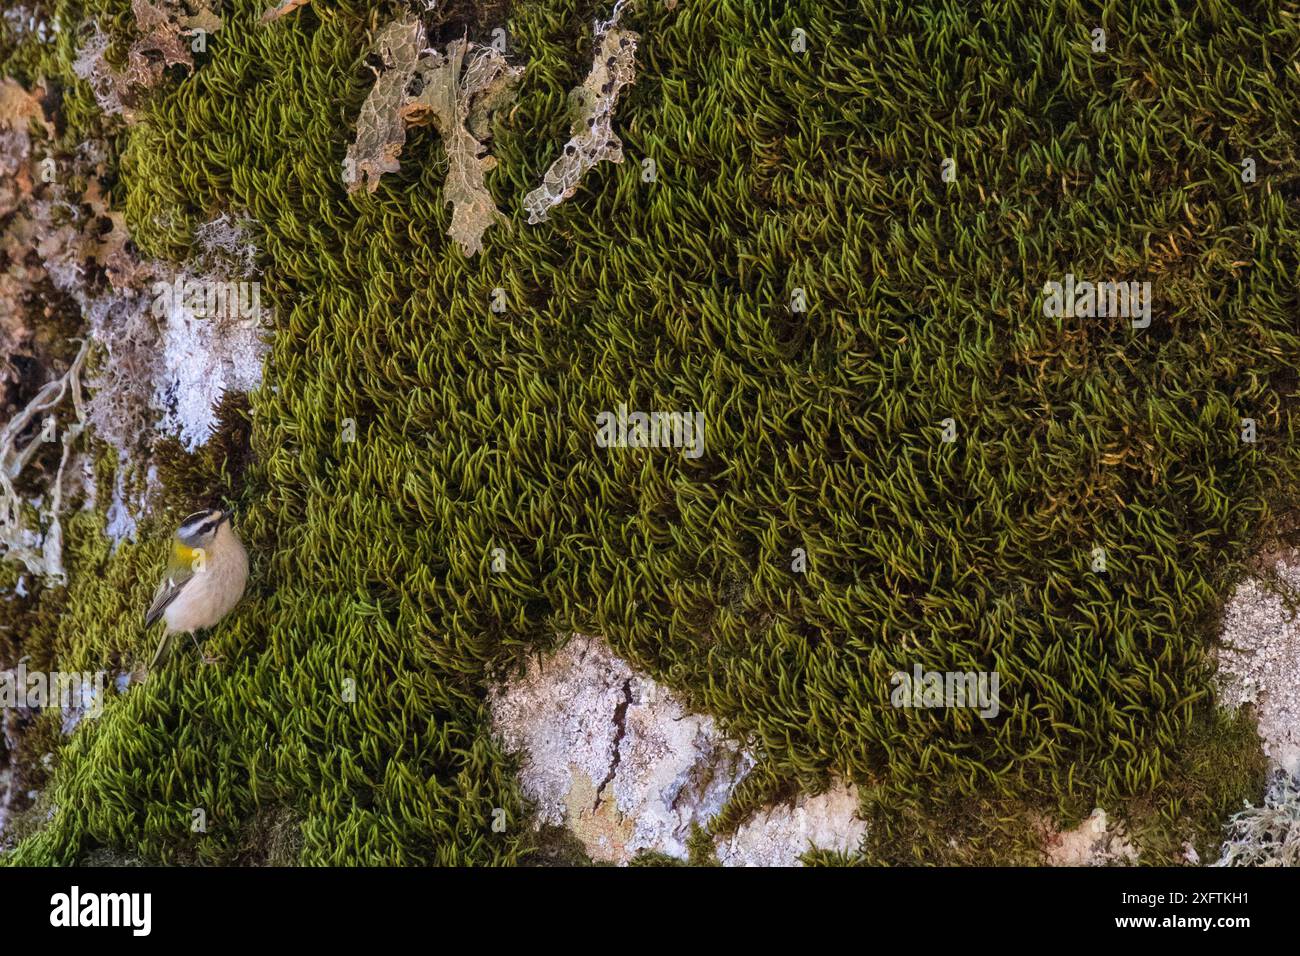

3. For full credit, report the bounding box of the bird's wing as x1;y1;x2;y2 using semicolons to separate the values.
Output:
143;550;197;628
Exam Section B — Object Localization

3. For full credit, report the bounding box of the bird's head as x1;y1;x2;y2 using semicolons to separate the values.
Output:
175;507;233;549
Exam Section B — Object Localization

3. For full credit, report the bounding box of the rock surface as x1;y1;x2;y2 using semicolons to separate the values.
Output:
489;633;866;865
1043;808;1139;866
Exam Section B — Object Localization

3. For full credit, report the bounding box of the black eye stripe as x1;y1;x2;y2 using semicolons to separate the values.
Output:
180;513;219;536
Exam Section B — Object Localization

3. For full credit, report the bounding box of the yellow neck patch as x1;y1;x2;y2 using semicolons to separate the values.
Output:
172;540;200;564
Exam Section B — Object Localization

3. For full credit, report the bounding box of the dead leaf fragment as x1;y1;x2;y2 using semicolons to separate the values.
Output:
128;0;193;86
73;3;220;121
183;9;223;35
523;21;639;224
343;21;521;256
401;40;522;256
260;0;311;24
0;79;53;218
126;0;222;89
0;78;53;136
83;177;142;288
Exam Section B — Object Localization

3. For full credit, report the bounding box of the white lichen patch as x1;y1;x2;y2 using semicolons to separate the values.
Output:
1043;808;1139;866
71;24;123;118
490;633;751;862
490;633;867;865
193;213;260;278
152;271;267;450
1216;557;1300;775
714;782;867;866
103;463;157;548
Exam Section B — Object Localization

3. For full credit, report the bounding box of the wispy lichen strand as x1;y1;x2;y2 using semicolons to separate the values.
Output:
522;19;638;224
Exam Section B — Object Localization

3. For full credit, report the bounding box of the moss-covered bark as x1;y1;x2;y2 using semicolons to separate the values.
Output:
2;0;1298;864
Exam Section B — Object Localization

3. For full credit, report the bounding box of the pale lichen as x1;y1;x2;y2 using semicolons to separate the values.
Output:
1216;556;1300;775
1214;771;1300;866
1041;807;1139;866
714;783;868;867
490;633;869;866
522;5;639;224
72;2;223;121
343;18;520;256
343;19;427;193
0;338;90;583
401;38;521;256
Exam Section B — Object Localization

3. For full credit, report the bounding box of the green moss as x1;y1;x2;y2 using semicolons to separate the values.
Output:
3;0;1299;865
151;391;256;516
1127;705;1269;864
230;803;305;866
857;787;1049;866
524;823;602;867
685;823;720;866
628;849;686;866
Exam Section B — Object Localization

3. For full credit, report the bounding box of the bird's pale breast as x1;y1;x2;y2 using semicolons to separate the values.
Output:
163;530;248;634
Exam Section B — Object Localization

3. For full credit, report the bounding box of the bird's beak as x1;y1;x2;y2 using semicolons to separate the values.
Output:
218;508;234;527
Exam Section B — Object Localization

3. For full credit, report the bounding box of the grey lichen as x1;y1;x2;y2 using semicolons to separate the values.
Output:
522;5;639;224
0;338;90;583
1214;771;1300;867
343;18;520;256
72;2;223;122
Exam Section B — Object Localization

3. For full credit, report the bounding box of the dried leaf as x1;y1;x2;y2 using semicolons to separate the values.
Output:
260;0;311;24
343;18;427;193
0;79;52;218
344;22;521;256
183;9;223;35
84;177;141;288
401;40;522;256
523;22;638;224
0;78;52;136
126;0;222;89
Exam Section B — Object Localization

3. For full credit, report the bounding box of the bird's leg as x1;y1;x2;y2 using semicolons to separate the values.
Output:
191;629;223;665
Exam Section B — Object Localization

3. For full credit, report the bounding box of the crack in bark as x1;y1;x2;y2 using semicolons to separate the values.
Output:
593;678;632;811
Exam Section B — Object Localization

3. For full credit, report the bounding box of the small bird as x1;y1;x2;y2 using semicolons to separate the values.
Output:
145;507;248;667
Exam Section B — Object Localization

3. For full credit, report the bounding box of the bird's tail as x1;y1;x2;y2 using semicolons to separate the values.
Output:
148;630;174;670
